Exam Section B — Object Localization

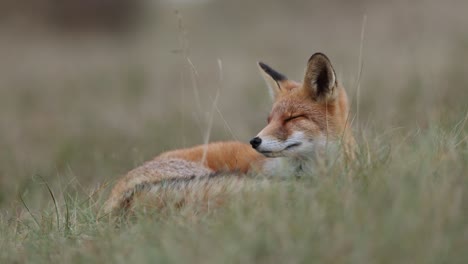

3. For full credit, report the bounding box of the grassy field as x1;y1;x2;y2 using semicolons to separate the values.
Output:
0;0;467;263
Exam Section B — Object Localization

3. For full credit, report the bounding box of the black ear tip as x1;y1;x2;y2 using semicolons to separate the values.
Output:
258;61;287;81
308;52;330;63
258;61;268;70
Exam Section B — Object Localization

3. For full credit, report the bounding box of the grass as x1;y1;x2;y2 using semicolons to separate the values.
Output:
1;122;466;263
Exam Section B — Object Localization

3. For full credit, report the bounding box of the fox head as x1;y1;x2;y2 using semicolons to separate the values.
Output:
250;53;353;158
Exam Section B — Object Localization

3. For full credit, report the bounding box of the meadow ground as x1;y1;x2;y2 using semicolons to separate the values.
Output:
0;1;467;263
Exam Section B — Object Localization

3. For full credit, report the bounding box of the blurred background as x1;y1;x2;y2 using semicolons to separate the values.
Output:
0;0;467;207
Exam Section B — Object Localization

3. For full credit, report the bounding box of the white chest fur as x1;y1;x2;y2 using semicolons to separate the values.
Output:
260;157;312;178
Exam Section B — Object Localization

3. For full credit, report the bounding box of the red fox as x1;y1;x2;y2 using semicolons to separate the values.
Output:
104;53;354;214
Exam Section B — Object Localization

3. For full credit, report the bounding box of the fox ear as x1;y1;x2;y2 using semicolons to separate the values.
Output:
258;62;287;100
303;53;337;102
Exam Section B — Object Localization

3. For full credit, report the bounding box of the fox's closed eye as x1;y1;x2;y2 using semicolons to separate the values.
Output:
284;115;306;122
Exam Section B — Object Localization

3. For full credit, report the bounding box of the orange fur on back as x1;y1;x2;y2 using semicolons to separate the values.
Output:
158;141;265;174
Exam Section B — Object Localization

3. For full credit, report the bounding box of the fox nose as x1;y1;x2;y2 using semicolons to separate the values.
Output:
250;137;262;149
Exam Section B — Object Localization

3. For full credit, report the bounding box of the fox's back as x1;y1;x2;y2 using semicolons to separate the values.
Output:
158;141;265;173
104;142;264;213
